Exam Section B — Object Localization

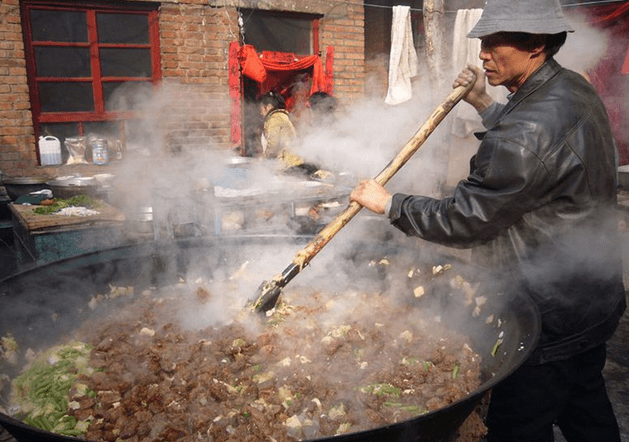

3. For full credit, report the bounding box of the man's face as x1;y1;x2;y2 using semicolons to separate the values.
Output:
479;33;545;92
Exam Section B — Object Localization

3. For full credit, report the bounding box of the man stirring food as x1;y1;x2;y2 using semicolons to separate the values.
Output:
350;0;626;440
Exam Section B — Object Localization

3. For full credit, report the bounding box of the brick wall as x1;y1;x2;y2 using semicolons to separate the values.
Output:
319;0;365;102
0;0;37;178
157;3;237;151
0;0;366;178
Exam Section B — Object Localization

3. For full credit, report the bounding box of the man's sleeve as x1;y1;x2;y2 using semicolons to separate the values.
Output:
479;101;504;128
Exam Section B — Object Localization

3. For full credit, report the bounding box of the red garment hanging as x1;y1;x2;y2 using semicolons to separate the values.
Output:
237;45;327;96
238;45;267;83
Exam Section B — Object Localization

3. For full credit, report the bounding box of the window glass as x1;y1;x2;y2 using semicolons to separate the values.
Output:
242;10;313;54
30;10;88;42
100;48;152;77
84;121;121;139
23;2;160;159
97;13;150;44
39;122;80;140
103;81;154;111
35;47;91;77
39;82;94;112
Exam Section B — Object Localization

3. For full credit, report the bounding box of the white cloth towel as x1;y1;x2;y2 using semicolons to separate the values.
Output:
385;5;419;105
452;9;508;136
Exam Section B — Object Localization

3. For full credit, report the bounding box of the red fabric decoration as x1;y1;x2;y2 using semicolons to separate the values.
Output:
238;45;267;83
229;42;243;149
589;1;629;24
324;46;334;95
567;2;629;164
262;55;326;96
238;45;327;96
262;51;296;64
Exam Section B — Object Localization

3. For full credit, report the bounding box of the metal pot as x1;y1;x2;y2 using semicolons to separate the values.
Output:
2;177;50;201
46;177;99;199
0;236;541;442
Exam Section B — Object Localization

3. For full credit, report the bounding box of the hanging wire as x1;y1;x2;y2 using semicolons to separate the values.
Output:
237;9;245;43
361;0;629;13
236;7;257;44
363;3;424;13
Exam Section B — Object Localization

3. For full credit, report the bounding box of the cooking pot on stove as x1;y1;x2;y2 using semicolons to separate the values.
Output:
0;236;541;442
46;177;99;199
2;177;50;201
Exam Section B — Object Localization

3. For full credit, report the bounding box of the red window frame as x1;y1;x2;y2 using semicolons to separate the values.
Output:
21;0;162;141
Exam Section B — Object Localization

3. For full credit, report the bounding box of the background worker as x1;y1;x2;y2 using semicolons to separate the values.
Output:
350;0;626;440
258;92;304;170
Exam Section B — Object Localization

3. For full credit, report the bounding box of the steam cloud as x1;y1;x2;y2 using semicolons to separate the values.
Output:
98;10;628;331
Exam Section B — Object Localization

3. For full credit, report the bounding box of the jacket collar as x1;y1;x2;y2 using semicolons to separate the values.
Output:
498;57;562;119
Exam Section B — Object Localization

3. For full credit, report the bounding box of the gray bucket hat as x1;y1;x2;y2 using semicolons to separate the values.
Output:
468;0;575;38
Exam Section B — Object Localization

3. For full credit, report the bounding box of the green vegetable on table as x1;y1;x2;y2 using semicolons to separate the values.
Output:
33;195;102;215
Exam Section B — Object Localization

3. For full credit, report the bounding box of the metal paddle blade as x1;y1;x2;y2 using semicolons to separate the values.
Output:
251;279;283;314
251;262;301;313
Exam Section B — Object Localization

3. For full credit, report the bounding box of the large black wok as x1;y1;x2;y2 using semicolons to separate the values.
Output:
0;235;541;442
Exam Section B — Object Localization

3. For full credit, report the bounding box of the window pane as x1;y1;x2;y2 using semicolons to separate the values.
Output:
243;11;312;54
97;13;150;44
35;47;91;77
39;122;80;140
30;10;88;43
39;82;94;112
84;121;121;140
103;81;154;111
100;48;151;77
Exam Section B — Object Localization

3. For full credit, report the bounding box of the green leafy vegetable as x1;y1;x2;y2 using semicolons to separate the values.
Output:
491;338;503;356
452;362;460;379
33;195;102;215
358;383;401;397
9;341;95;436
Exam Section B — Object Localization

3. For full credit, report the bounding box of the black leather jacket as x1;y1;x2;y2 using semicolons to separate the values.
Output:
389;58;626;364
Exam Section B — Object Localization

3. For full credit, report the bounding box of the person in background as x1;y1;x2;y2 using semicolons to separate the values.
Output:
258;91;304;170
350;0;626;441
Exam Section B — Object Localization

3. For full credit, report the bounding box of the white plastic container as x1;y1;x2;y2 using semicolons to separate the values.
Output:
38;136;62;166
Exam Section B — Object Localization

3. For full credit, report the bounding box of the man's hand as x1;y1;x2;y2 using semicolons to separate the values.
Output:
350;179;392;215
453;64;494;113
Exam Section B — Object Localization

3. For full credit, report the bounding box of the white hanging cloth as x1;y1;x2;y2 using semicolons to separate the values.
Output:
385;5;419;105
451;8;508;136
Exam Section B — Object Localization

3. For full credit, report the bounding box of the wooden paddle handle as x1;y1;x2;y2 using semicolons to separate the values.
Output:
292;81;475;269
374;82;475;186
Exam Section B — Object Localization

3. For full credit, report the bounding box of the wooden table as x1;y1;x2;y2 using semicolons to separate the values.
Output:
9;200;127;265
